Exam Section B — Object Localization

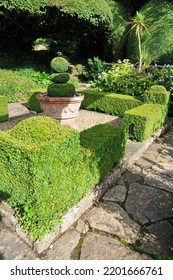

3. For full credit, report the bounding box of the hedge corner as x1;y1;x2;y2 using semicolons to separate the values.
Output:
0;96;9;122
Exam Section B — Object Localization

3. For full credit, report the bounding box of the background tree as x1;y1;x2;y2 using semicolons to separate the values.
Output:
126;0;173;65
128;11;150;72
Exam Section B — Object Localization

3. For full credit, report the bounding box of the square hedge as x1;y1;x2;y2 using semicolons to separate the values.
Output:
122;104;166;141
0;96;9;122
80;90;142;116
143;85;170;105
0;116;127;240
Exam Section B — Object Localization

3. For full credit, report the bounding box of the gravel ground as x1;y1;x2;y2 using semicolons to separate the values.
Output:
0;109;121;132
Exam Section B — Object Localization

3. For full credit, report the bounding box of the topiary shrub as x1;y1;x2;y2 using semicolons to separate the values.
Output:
122;103;167;141
51;73;70;83
68;75;79;89
51;57;69;73
143;85;170;106
0;116;127;240
81;90;142;116
0;96;9;122
45;56;77;98
28;90;44;113
47;83;76;97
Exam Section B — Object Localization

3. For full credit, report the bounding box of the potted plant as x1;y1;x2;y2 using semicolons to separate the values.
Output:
36;56;84;128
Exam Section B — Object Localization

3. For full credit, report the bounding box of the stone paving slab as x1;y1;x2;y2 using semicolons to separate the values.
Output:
8;102;35;119
140;221;173;256
45;231;81;260
125;183;173;224
80;233;150;260
0;222;38;260
85;202;140;243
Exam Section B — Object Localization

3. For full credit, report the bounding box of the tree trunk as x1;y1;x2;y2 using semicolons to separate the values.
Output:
138;27;142;72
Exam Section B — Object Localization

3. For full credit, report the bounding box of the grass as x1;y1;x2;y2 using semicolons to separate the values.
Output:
0;52;49;103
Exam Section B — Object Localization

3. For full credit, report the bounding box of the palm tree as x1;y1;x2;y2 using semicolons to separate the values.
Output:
128;11;150;72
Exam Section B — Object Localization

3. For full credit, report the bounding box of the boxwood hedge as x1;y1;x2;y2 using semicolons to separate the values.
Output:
0;96;9;122
80;90;142;116
0;116;127;240
143;85;170;106
122;104;166;141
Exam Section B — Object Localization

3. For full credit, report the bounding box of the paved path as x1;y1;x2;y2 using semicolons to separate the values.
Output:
0;104;173;260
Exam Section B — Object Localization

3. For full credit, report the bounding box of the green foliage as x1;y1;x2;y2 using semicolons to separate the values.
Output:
33;37;57;51
126;0;173;65
68;75;79;89
0;116;126;240
105;0;129;59
27;90;44;113
47;83;76;97
0;69;38;103
0;0;48;14
143;85;170;105
100;59;152;96
87;57;105;82
122;104;167;141
33;71;51;86
0;52;48;103
51;0;112;26
51;73;70;84
149;65;173;115
80;124;127;175
81;89;142;116
150;66;173;92
0;96;9;122
51;57;69;73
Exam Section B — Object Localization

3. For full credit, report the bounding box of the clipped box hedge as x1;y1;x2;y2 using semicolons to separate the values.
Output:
0;116;127;240
0;96;9;122
80;124;127;177
122;104;166;141
143;85;170;106
80;90;142;116
27;89;45;113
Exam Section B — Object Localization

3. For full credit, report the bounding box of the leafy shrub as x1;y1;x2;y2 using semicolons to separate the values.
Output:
0;116;127;240
0;96;9;122
51;73;70;84
150;65;173;91
32;71;51;86
81;89;142;116
47;83;76;97
122;104;167;141
87;57;105;82
51;57;69;73
100;59;152;96
143;85;170;105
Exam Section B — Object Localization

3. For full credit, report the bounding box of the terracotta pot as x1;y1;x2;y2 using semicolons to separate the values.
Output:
36;93;84;128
